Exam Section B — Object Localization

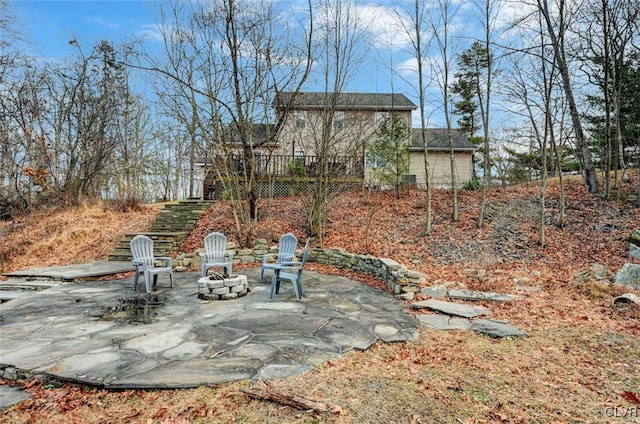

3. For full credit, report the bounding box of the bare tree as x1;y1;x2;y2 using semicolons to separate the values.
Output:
474;0;500;228
535;0;598;194
430;0;461;221
577;0;640;198
304;0;367;245
136;0;313;246
399;0;434;233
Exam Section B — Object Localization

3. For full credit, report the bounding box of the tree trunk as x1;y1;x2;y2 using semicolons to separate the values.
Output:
538;0;598;194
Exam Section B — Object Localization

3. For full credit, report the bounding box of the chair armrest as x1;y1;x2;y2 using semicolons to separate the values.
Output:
261;253;278;264
226;252;234;262
155;257;173;268
280;262;303;272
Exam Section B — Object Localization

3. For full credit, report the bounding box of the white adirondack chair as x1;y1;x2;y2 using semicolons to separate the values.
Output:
130;235;174;293
270;239;311;301
200;232;233;277
259;232;298;283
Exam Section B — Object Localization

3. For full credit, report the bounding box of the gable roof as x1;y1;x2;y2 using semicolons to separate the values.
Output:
410;128;476;152
223;123;276;145
275;92;417;111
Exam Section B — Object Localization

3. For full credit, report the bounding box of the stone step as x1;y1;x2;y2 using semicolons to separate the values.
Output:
121;232;189;241
107;200;212;262
149;224;196;232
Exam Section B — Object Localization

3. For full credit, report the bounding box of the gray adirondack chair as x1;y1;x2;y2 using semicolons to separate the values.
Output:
270;239;311;301
200;232;233;277
259;232;298;283
129;235;174;293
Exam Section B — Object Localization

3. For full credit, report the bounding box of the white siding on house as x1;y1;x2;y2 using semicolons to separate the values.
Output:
409;151;473;189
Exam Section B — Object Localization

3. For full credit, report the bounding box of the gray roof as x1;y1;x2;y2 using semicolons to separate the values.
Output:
275;92;417;111
410;128;476;151
223;123;276;145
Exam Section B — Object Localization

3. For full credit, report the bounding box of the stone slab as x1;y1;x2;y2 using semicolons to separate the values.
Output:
615;263;640;290
417;314;472;331
412;299;491;318
3;261;134;281
470;319;528;338
0;385;31;411
448;289;516;302
0;291;29;301
421;285;448;298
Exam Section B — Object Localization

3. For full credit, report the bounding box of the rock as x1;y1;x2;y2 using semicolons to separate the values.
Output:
174;266;188;272
421;285;448;298
417;314;471;331
396;292;414;301
629;230;640;247
614;263;640;290
590;263;612;281
447;289;516;302
515;285;542;293
630;243;640;261
412;299;490;318
513;277;530;285
470;319;528;338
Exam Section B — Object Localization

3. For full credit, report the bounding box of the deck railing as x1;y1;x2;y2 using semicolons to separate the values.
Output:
211;153;365;179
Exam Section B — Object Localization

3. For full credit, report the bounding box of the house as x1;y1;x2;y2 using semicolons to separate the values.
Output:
409;128;476;189
272;91;417;179
201;92;475;198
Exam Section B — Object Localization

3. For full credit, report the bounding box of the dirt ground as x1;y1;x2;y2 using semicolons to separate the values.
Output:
1;178;639;423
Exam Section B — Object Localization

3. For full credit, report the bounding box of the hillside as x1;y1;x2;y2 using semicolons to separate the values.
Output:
183;178;639;292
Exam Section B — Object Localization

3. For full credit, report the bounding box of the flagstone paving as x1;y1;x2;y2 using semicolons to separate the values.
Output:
0;267;419;391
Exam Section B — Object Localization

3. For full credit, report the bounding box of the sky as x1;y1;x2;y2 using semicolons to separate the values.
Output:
5;0;520;128
9;1;160;60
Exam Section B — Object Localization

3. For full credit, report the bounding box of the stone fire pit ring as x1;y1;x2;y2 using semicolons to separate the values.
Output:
197;274;249;300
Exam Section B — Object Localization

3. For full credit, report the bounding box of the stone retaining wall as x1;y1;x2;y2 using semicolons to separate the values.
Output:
175;240;426;295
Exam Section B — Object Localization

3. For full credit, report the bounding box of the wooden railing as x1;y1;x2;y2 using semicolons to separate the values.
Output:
211;154;365;179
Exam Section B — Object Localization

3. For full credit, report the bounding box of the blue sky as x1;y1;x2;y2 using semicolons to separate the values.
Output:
6;0;522;128
10;1;158;60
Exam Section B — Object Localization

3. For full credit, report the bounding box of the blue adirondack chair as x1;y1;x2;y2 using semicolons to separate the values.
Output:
270;239;311;301
259;232;298;283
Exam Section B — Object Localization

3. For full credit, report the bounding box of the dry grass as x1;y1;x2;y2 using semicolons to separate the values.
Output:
1;180;640;423
0;203;162;275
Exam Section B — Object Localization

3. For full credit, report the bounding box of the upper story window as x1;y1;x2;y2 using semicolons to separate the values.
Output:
295;111;306;129
334;111;345;131
375;112;390;128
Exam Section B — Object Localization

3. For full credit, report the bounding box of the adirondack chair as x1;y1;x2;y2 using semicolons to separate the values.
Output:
270;239;311;301
259;232;298;283
199;232;233;277
129;235;174;293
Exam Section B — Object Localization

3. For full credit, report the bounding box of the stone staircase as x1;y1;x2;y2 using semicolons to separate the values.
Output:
107;199;212;262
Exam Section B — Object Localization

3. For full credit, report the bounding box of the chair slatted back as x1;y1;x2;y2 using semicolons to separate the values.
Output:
130;235;154;266
278;233;298;263
203;232;227;262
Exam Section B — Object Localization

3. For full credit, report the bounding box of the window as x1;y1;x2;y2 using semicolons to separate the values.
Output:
294;111;306;129
375;112;389;128
334;111;345;131
365;151;387;169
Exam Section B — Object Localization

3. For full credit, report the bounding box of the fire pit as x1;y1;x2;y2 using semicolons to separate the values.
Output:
197;274;249;300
